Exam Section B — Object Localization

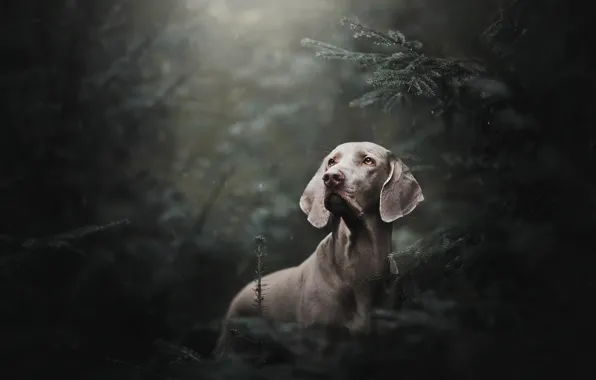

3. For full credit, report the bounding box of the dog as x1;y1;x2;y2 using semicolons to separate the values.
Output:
214;141;424;356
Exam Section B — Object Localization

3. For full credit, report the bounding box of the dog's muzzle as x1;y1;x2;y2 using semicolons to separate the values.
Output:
324;192;364;219
325;193;348;215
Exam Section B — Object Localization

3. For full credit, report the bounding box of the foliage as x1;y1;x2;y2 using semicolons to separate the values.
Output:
302;18;486;115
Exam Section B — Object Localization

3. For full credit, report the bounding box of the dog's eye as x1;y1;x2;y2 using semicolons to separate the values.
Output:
362;157;375;165
327;158;336;166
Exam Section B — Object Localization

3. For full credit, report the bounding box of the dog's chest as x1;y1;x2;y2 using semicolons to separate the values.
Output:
299;276;389;331
335;285;358;312
299;286;353;325
342;254;388;284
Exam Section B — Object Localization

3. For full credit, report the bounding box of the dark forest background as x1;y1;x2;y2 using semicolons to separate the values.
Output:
1;0;595;378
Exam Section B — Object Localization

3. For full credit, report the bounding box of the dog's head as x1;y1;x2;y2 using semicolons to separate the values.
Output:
299;142;424;228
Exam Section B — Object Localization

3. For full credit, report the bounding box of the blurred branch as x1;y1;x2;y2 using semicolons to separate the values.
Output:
21;218;131;250
91;0;188;97
0;219;131;266
153;74;190;108
59;0;91;124
388;227;473;278
359;227;475;300
96;0;130;35
193;164;237;235
96;36;158;90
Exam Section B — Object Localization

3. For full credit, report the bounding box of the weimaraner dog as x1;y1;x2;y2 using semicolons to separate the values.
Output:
215;141;424;356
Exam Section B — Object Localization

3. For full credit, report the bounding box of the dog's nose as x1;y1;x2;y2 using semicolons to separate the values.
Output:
322;170;345;188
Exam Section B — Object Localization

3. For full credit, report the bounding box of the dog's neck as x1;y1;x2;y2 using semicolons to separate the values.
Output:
318;212;393;284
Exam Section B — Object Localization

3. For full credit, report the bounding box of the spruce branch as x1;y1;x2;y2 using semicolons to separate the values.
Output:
388;228;473;279
358;227;472;285
301;18;486;114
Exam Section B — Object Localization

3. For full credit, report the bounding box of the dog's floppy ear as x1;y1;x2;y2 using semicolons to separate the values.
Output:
379;157;424;223
299;161;330;229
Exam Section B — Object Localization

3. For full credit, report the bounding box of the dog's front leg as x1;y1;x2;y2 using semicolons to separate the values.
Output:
346;289;372;334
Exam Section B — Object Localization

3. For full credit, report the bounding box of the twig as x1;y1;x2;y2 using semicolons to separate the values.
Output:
229;328;259;345
59;0;90;124
253;235;268;316
154;339;201;362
